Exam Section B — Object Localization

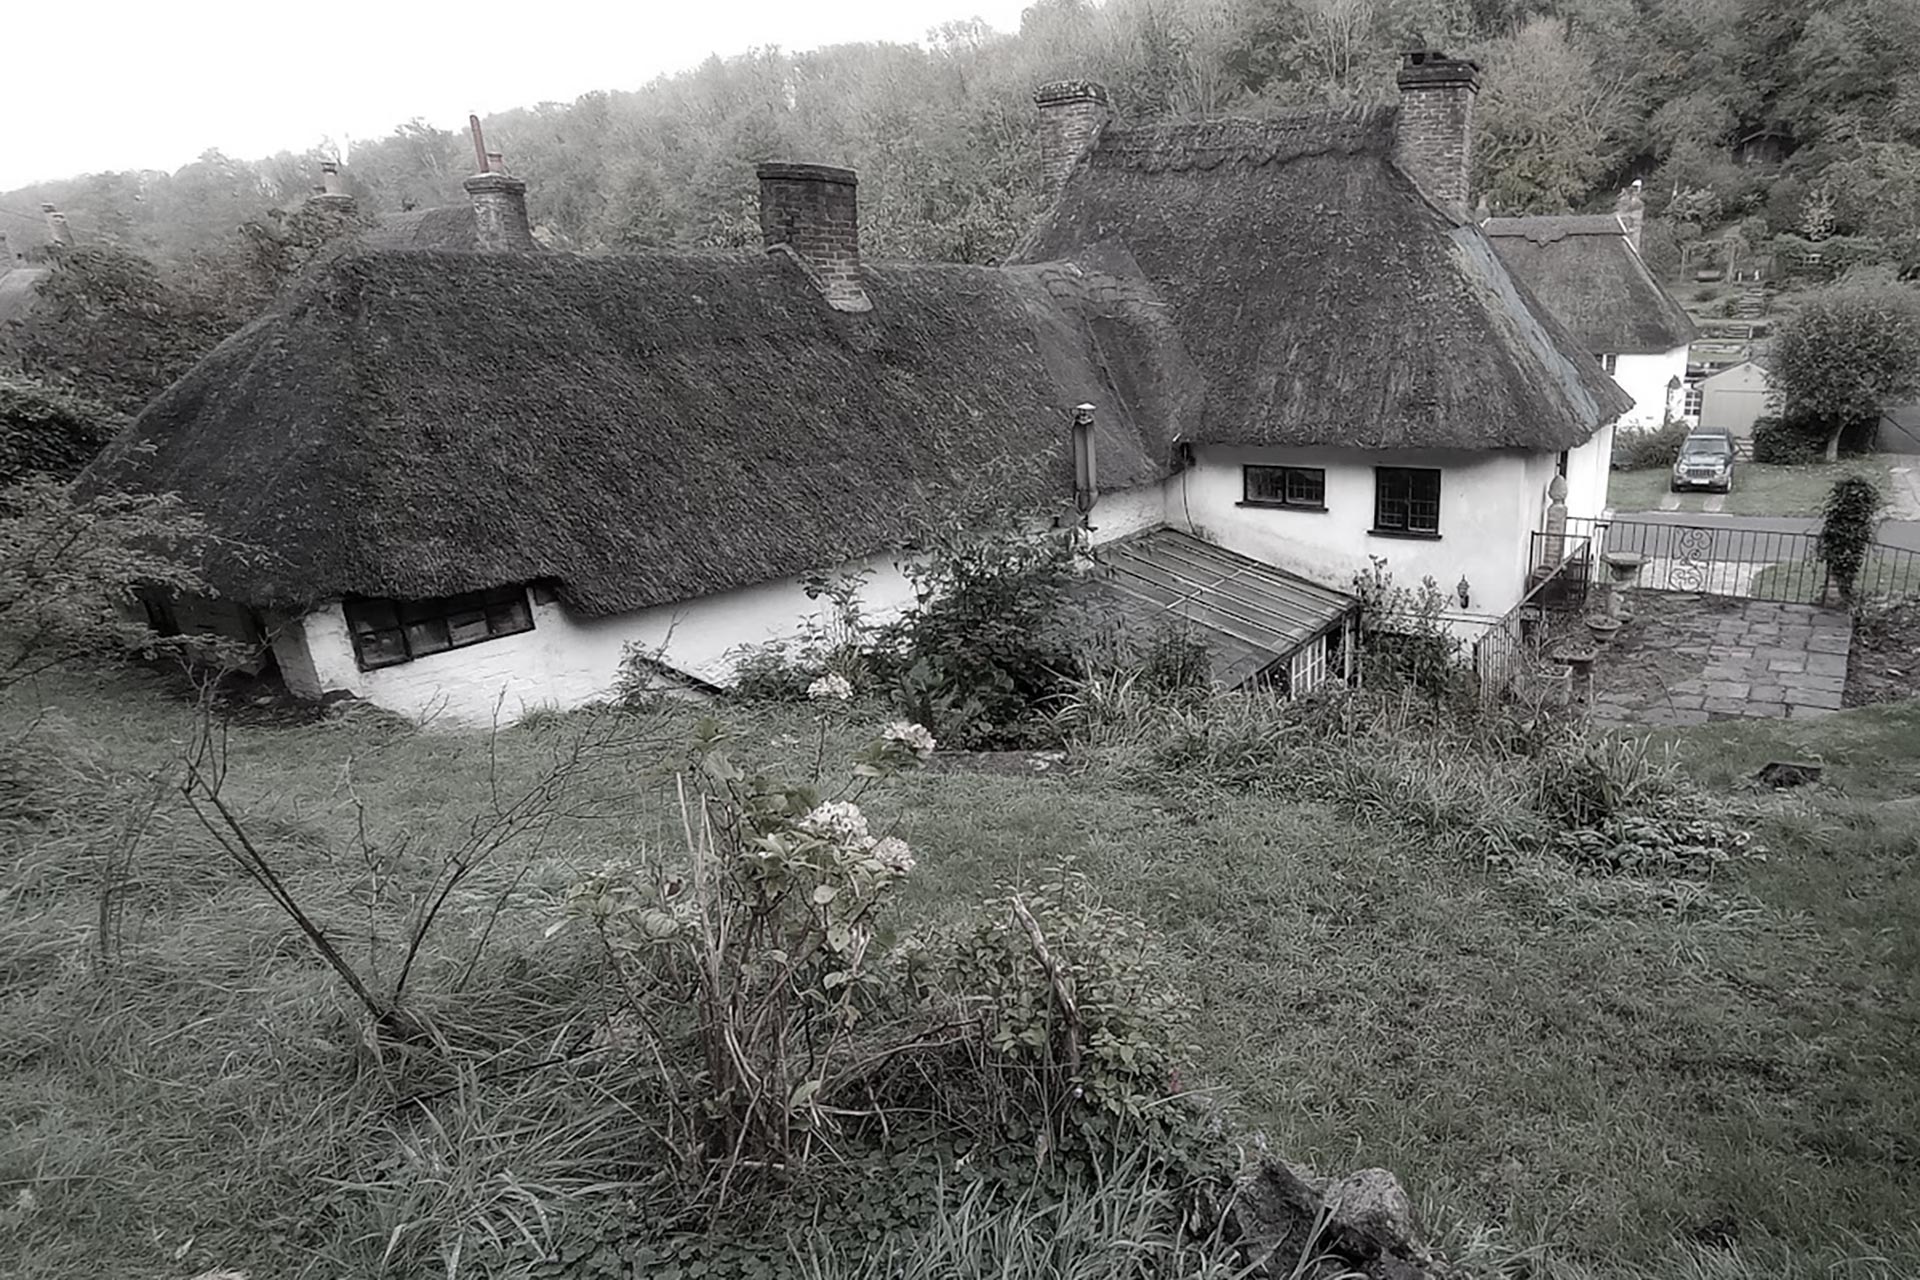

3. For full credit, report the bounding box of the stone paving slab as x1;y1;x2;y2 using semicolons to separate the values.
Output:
1584;593;1853;728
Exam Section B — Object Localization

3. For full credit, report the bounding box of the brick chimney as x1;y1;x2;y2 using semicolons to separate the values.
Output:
312;160;356;213
462;166;534;253
1393;51;1480;215
1034;80;1109;200
1614;179;1645;251
41;203;73;249
757;162;870;313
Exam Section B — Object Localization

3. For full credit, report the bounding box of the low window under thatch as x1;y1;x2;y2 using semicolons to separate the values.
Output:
345;585;533;670
1373;467;1442;537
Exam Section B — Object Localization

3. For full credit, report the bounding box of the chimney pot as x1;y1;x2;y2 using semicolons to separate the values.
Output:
311;159;356;214
756;162;870;313
463;172;535;252
486;150;506;175
1034;80;1110;202
41;203;73;249
1393;51;1480;215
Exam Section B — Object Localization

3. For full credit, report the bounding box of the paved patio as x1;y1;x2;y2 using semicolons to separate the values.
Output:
1587;593;1851;726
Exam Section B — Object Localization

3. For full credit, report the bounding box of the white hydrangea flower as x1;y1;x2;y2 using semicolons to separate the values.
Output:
800;800;870;844
872;836;916;876
882;720;937;759
806;673;853;702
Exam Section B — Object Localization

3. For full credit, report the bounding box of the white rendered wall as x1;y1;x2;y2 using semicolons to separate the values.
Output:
1565;420;1613;520
1169;445;1548;621
1612;346;1689;431
272;482;1167;726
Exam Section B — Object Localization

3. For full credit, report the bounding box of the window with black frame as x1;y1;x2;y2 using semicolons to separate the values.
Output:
344;585;535;670
1373;467;1441;536
1242;464;1327;509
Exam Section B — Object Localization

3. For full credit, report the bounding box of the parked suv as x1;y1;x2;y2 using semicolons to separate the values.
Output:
1671;431;1736;493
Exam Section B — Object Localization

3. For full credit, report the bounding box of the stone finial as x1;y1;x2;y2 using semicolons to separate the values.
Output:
1393;51;1481;215
757;162;870;313
1034;80;1110;202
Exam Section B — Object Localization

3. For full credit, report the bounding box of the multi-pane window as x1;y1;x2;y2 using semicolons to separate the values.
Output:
1683;381;1704;417
1599;353;1619;375
1289;632;1330;696
1243;465;1327;509
345;585;535;670
1373;467;1442;536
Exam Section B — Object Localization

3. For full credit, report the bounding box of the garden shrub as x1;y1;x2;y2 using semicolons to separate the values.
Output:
1751;414;1825;463
1613;418;1691;470
1818;474;1885;601
1349;557;1470;701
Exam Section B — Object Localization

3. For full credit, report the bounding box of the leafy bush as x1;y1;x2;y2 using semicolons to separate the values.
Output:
1613;417;1692;470
1818;474;1886;601
1772;274;1920;460
1349;557;1468;700
1751;414;1826;463
0;376;119;486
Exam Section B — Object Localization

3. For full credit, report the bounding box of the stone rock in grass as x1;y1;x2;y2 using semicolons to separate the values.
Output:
1233;1157;1326;1275
1326;1167;1423;1262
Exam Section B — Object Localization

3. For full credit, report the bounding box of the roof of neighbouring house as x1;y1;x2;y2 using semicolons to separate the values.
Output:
1096;529;1354;688
1010;107;1630;452
1883;402;1920;428
357;204;485;251
0;266;48;331
1701;359;1770;389
84;249;1170;616
1483;214;1697;355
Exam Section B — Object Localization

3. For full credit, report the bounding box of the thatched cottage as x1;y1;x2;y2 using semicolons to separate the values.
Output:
1484;191;1697;434
86;52;1630;724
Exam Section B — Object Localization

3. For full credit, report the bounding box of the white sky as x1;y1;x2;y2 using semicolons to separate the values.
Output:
1;0;1034;190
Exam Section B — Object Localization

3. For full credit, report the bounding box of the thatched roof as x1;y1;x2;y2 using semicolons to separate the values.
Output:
0;266;46;329
356;206;484;251
1484;215;1696;355
85;248;1164;615
1011;108;1630;451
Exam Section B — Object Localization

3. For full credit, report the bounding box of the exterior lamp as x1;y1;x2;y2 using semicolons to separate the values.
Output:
1456;576;1472;610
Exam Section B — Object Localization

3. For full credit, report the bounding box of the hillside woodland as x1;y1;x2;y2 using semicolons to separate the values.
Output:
5;0;1920;333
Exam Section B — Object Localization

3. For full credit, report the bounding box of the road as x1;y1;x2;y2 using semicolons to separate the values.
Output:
1602;508;1920;554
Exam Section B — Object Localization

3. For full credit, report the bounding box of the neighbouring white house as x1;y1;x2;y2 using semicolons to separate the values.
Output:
1698;360;1776;440
85;51;1628;726
1484;194;1697;438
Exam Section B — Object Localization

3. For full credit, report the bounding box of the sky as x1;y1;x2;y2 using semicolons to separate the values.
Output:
0;0;1035;190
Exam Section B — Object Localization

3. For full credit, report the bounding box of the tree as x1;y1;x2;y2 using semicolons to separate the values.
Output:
1472;16;1623;214
1772;273;1920;461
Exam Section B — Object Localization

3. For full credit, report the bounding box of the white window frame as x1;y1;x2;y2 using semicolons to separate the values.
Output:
1289;632;1330;697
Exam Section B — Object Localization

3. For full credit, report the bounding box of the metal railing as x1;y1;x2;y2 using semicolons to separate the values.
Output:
1544;517;1920;604
1475;536;1593;693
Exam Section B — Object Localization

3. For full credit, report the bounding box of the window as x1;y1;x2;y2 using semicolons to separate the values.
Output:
1599;353;1619;376
1683;381;1704;417
1289;633;1330;697
1242;464;1327;510
345;585;534;670
1555;450;1569;479
1373;467;1441;537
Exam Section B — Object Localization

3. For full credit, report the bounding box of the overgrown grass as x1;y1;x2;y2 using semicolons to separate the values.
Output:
3;667;1918;1278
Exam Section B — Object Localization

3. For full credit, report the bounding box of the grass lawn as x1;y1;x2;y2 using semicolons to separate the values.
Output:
1608;458;1892;518
3;669;1919;1278
1747;549;1920;603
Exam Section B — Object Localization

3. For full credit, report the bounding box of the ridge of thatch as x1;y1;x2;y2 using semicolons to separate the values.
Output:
1010;108;1630;452
357;205;486;251
1484;215;1697;354
84;247;1163;614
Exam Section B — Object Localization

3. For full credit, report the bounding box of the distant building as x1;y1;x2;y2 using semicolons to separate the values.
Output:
1697;361;1774;439
1485;192;1697;436
1878;402;1920;454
